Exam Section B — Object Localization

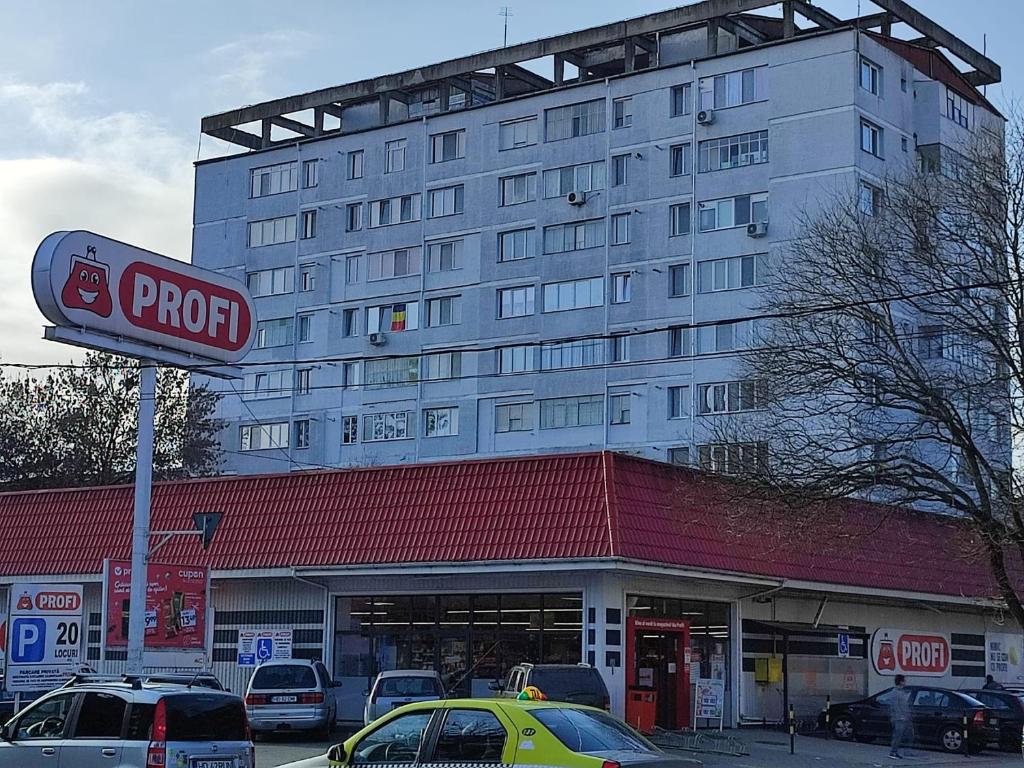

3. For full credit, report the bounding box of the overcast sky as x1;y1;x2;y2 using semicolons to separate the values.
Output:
0;0;1018;366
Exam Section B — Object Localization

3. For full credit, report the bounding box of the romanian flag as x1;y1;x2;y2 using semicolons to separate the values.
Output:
390;304;407;331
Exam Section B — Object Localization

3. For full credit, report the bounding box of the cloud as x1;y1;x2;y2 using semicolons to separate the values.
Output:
205;30;321;105
0;80;194;366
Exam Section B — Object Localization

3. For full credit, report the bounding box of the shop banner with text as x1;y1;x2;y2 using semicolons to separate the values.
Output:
987;633;1024;685
105;560;207;650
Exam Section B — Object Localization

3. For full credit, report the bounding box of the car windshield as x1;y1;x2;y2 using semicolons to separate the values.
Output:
378;676;442;697
528;708;654;754
529;669;604;697
165;694;247;741
252;665;317;690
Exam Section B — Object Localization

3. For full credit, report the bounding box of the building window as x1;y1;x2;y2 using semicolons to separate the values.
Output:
365;357;419;388
500;173;537;206
861;119;883;157
424;407;459;437
342;361;361;388
670;83;692;117
696;319;761;353
670;143;692;177
498;286;535;318
668;447;690;466
342;308;359;337
248;216;296;247
698;442;768;474
697;380;767;414
301;209;317;239
544;99;605;141
250;162;297;198
611;213;630;245
363;411;413;441
698;130;769;172
859;182;883;216
342;415;358;444
424;351;462;381
243;370;287;400
368;248;419;281
540;395;603;429
669;327;692;358
346;202;363;232
498;345;536;374
668;386;689;419
540;339;604;371
860;56;881;95
254;318;294;349
697;255;758;292
543;161;606;199
345;255;361;284
542;277;603;313
298;313;313;343
247;267;294;297
427;239;462;272
240;422;288;451
612;154;628;187
613;97;633;128
385;139;407;173
294;419;311;449
669;264;690;297
299;264;316;292
543;219;605;254
499;116;538;150
429;185;464;218
946;88;971;129
670;202;692;236
499;228;535;262
348;150;364;180
610;333;630;363
302;159;319;188
609;393;631;425
426;295;461;327
698;67;767;110
367;302;418;333
612;272;631;304
918;325;945;359
295;368;311;395
431;130;466;163
370;194;421;227
697;193;767;232
496;402;532;432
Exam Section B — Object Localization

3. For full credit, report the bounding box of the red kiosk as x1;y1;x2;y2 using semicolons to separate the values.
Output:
625;616;691;732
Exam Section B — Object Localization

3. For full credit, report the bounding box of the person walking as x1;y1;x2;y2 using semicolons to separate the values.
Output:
889;675;912;759
983;674;1005;690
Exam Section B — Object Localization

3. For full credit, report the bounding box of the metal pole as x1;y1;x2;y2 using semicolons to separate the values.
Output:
962;713;969;757
825;694;831;738
126;363;156;676
789;705;795;755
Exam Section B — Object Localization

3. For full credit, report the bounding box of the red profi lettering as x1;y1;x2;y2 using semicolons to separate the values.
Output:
897;634;949;673
118;262;252;352
34;592;81;612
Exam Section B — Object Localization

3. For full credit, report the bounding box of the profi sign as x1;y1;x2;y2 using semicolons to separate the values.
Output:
32;231;255;363
871;628;950;677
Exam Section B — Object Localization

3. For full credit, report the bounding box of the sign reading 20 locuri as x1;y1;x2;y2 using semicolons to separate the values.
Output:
32;231;256;364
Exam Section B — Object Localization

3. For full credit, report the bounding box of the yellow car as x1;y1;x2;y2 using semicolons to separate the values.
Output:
326;698;701;768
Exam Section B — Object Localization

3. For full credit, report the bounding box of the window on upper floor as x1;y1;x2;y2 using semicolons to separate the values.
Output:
860;56;881;95
698;193;767;232
247;267;294;297
425;295;462;327
670;202;692;236
946;87;972;129
543;219;605;254
366;302;419;333
368;248;419;281
294;419;311;449
612;154;628;186
540;395;603;429
499;228;535;262
540;339;604;371
499;116;538;150
611;213;630;245
363;411;413;441
301;209;317;239
496;402;533;432
670;83;692;117
370;194;421;227
498;345;536;374
696;319;762;354
859;181;883;217
342;308;359;337
385;139;407;173
429;185;464;218
670;143;692;177
697;254;759;292
613;97;633;128
302;159;319;188
861;119;883;157
243;369;288;400
248;216;296;247
542;277;603;313
544;99;605;141
364;357;419;388
342;415;359;444
295;368;311;395
240;422;288;451
698;66;767;110
698;130;769;172
298;313;313;343
610;333;630;363
497;286;535;318
668;446;690;466
427;239;462;272
668;385;690;419
697;380;767;415
611;272;631;304
669;263;691;297
669;326;692;358
699;442;768;474
345;254;361;284
424;351;462;381
431;130;466;163
348;150;364;179
424;407;459;437
543;161;606;199
299;264;316;292
918;325;945;359
500;172;537;206
346;202;363;231
254;318;293;349
609;393;631;425
250;162;297;198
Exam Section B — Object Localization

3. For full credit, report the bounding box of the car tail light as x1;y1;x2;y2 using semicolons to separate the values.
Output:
245;693;269;705
298;692;325;704
973;710;986;726
601;761;621;768
147;698;167;766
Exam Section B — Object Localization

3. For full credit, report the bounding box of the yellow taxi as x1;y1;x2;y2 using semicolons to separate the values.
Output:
326;697;701;768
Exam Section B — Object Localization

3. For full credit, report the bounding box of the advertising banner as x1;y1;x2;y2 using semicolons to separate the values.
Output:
6;584;83;692
871;628;950;677
695;678;725;729
986;633;1024;685
237;629;293;666
105;560;207;651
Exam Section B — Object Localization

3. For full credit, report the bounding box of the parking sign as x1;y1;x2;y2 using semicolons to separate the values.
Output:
6;584;83;691
838;633;850;658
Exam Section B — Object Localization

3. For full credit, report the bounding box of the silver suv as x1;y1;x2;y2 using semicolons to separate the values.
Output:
245;659;338;738
0;678;254;768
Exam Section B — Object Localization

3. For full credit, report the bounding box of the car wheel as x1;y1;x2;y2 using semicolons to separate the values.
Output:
832;717;855;740
939;726;965;753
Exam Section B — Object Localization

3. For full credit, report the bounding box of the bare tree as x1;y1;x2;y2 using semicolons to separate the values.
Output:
711;115;1024;626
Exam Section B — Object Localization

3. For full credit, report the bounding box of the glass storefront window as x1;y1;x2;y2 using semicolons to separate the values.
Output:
627;596;731;683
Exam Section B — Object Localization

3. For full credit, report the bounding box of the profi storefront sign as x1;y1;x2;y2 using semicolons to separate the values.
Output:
32;231;255;364
871;628;950;677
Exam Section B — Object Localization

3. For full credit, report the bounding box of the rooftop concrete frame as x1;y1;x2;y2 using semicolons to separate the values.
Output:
201;0;1001;152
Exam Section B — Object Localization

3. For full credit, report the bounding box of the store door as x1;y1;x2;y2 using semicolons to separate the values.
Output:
636;633;682;728
439;633;470;697
625;617;690;730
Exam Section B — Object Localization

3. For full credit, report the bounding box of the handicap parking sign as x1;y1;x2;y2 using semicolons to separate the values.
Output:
838;633;850;658
11;618;46;663
256;637;273;663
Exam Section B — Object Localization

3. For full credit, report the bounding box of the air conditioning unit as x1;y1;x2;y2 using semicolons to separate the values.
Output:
696;109;715;125
368;332;387;346
746;221;769;238
567;190;587;206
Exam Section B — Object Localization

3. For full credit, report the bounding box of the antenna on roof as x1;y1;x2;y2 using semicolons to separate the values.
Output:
499;6;513;48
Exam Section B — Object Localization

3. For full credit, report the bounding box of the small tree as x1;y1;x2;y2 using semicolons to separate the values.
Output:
0;351;223;490
713;116;1024;626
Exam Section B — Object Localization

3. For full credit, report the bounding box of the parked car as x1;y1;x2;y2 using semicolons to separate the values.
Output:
245;659;339;738
963;689;1024;751
364;670;445;725
825;685;997;753
327;698;700;768
493;663;610;710
0;678;254;768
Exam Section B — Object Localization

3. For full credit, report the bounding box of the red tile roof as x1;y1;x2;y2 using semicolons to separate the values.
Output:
0;451;1007;599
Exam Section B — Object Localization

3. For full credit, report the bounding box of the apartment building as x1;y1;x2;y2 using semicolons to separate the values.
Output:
193;0;1003;475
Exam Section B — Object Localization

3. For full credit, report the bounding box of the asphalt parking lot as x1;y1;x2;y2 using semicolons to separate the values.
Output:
256;729;351;768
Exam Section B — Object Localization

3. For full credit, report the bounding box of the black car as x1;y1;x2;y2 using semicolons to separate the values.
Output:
964;689;1024;751
491;663;610;710
825;686;997;753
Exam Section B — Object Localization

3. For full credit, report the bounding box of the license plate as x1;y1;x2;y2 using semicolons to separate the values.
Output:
271;695;297;703
190;760;236;768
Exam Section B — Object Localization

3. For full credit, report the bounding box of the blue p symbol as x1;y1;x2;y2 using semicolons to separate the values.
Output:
12;618;45;663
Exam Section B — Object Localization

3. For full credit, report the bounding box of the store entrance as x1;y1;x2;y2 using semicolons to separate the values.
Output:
625;617;690;730
636;632;682;728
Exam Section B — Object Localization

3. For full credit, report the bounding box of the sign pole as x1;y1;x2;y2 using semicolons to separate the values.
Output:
126;362;156;676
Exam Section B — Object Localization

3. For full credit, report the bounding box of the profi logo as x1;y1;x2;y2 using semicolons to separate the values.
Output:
61;246;113;318
872;628;950;676
34;592;82;612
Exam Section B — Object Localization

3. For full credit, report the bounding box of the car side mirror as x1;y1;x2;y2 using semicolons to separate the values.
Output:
327;744;347;764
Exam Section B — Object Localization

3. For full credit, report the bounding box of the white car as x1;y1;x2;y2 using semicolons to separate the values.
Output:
363;670;444;725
